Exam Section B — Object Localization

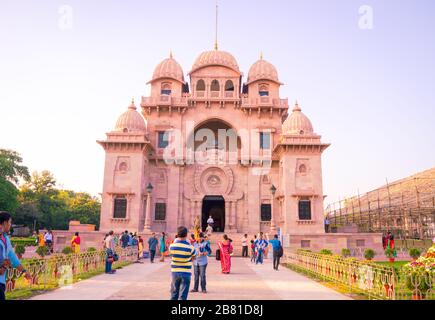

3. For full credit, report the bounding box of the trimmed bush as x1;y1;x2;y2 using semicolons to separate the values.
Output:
87;247;97;252
341;248;351;258
319;249;333;255
409;248;421;260
364;248;375;260
62;246;73;255
15;244;26;258
36;246;49;257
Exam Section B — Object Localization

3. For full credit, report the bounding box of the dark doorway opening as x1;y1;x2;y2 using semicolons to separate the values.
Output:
202;196;225;232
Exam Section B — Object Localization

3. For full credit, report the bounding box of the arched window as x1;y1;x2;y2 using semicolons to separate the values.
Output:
259;84;269;97
211;79;220;91
225;80;234;91
196;79;205;91
113;196;127;219
161;82;172;95
299;164;307;173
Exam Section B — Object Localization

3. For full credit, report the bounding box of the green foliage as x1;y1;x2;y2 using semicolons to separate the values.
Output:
319;249;333;255
364;248;375;260
297;249;312;253
36;246;49;257
341;248;351;258
14;244;26;255
409;248;422;260
61;246;73;255
384;248;396;258
11;237;37;247
87;247;97;252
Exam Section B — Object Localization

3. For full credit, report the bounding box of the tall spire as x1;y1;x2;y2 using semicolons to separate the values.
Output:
214;0;219;50
170;50;173;59
260;52;263;60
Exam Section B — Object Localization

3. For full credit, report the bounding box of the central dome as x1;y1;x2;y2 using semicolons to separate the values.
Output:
190;50;240;74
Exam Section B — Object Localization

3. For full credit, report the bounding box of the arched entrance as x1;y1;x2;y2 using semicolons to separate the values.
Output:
202;196;225;232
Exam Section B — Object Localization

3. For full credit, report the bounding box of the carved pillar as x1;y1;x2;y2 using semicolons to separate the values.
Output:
230;201;237;232
143;192;152;232
225;201;230;231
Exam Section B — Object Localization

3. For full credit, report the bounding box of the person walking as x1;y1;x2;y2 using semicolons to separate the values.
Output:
121;231;130;249
267;234;283;270
71;232;81;254
148;233;158;263
38;231;45;248
191;233;212;293
241;234;249;257
0;211;32;300
324;217;330;233
254;232;268;265
44;230;54;254
159;232;167;262
169;226;196;300
218;234;233;274
104;230;116;274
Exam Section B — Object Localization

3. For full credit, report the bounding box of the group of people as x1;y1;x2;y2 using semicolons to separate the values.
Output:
239;232;283;270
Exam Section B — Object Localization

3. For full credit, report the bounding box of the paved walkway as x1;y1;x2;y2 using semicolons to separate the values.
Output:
31;257;350;300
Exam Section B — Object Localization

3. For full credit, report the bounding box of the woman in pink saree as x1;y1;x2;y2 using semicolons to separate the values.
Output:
218;234;233;274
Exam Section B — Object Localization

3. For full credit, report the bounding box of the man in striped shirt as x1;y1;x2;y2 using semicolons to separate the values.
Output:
169;226;196;300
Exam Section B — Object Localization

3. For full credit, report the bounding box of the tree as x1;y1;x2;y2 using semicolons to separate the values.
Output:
0;149;30;212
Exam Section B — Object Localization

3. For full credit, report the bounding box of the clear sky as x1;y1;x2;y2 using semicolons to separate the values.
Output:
0;0;434;206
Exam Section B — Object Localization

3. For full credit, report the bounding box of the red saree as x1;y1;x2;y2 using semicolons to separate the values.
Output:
218;241;233;274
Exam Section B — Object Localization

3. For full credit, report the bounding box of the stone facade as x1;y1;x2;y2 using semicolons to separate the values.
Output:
97;49;331;236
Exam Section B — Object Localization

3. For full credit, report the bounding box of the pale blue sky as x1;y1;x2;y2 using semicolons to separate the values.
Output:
0;0;434;206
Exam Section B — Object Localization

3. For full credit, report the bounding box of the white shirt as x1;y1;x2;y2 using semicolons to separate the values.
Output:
241;236;248;246
44;233;53;241
105;235;115;250
207;217;214;224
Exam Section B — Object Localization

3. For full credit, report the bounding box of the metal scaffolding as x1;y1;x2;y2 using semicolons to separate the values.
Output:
325;174;435;240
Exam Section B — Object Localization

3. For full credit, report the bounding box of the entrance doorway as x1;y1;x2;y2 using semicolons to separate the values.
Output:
202;196;225;232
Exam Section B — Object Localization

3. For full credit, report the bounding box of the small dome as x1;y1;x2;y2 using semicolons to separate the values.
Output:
149;53;185;84
247;56;281;85
282;102;314;135
190;50;240;74
114;99;147;133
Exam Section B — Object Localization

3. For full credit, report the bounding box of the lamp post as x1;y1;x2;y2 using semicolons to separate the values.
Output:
144;183;153;232
270;184;277;234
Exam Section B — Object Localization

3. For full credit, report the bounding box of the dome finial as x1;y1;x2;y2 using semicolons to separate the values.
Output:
170;50;173;59
129;98;136;110
214;0;219;50
260;52;263;60
293;100;301;112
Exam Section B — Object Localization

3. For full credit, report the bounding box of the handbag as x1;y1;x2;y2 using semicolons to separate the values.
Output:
215;249;221;261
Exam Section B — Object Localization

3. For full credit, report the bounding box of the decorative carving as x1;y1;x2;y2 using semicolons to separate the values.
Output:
207;175;221;187
193;166;234;196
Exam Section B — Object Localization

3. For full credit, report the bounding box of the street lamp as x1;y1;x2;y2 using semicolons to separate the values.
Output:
146;182;153;194
270;184;277;233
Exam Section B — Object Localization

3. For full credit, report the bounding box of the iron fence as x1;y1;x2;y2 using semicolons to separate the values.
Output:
284;250;434;300
4;247;138;295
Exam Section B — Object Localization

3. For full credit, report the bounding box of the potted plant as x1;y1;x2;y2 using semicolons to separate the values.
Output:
87;247;97;252
36;245;49;258
341;248;351;258
62;246;73;255
385;248;396;263
15;244;26;259
409;248;421;261
364;248;375;261
319;249;333;255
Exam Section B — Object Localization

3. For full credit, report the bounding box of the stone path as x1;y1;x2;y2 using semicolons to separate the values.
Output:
31;257;350;300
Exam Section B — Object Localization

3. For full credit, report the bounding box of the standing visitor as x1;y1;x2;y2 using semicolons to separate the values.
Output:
104;230;116;274
148;233;158;263
250;235;257;263
206;224;213;237
169;226;196;300
0;211;32;300
324;217;330;233
254;232;268;265
241;234;249;258
268;234;283;270
217;234;233;274
71;232;81;254
138;236;144;260
387;231;397;258
382;232;388;250
190;234;196;245
44;230;54;254
38;231;45;248
159;232;167;262
191;233;212;293
121;231;130;249
207;215;214;228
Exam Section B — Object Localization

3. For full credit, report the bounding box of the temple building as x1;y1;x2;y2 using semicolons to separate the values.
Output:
97;48;331;238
